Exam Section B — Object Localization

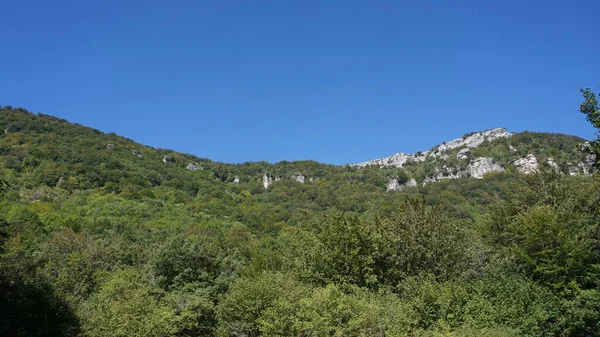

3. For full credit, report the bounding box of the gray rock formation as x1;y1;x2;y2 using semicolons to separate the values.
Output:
457;148;471;160
233;176;240;183
424;157;504;182
106;143;114;149
262;174;272;189
355;151;429;168
187;163;202;171
132;151;143;158
424;165;465;183
429;128;513;158
544;157;559;172
291;172;305;183
387;178;401;191
162;155;175;164
513;154;538;174
387;178;418;192
355;128;513;168
466;157;504;178
509;145;517;152
567;162;580;176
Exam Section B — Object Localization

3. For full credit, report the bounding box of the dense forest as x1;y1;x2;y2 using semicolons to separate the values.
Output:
1;96;599;336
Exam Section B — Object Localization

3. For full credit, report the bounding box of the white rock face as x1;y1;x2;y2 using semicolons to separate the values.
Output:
457;148;471;160
544;157;559;172
424;165;466;183
106;143;114;149
262;174;272;189
466;157;504;178
567;162;579;176
429;128;513;158
513;154;538;174
387;178;418;192
186;163;202;171
162;156;175;164
355;128;513;167
424;158;504;182
355;151;429;168
291;172;305;183
387;179;401;191
132;151;143;158
233;176;240;183
509;145;517;152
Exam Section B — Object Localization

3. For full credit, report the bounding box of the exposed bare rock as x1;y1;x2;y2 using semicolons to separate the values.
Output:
275;177;281;182
567;162;580;176
291;172;305;183
387;178;418;192
579;162;592;176
187;163;202;171
162;155;175;164
387;178;401;191
457;148;471;160
355;151;429;168
544;157;559;172
509;145;517;152
513;154;538;174
466;157;504;178
262;174;272;189
233;176;240;183
424;165;465;183
429;128;513;158
106;143;114;149
355;128;513;167
132;150;143;158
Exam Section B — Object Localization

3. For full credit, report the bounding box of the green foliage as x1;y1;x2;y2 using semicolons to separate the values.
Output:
580;87;600;167
0;106;599;336
81;268;178;337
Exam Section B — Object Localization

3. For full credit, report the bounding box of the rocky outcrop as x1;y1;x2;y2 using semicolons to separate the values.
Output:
187;163;202;171
132;150;143;158
291;172;305;183
544;157;559;172
162;155;176;164
567;162;580;176
424;165;465;183
457;148;471;160
355;151;429;168
387;178;417;192
509;145;517;152
233;176;240;183
424;157;504;183
513;154;538;174
262;174;272;189
106;143;114;149
466;157;504;178
405;178;418;188
387;179;401;191
429;128;513;158
355;128;513;167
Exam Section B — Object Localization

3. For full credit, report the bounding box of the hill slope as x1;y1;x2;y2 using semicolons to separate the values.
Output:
1;105;599;337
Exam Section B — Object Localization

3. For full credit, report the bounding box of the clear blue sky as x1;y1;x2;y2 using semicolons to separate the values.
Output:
2;0;599;164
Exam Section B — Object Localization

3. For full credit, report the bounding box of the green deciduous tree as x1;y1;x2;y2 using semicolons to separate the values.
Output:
580;87;600;167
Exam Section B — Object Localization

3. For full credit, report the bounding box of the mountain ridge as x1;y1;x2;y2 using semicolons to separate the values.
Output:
0;106;592;193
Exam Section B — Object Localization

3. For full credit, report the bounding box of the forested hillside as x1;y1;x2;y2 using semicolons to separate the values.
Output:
1;105;599;336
